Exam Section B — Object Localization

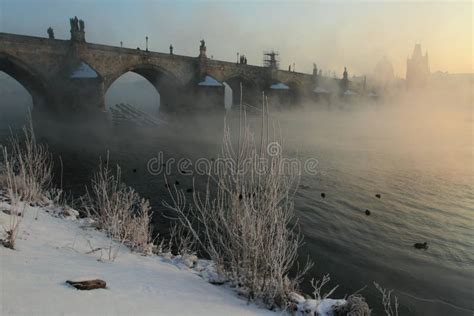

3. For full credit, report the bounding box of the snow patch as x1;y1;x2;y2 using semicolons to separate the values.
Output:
70;62;99;79
198;75;223;86
0;201;274;315
290;294;347;316
343;89;358;96
317;298;347;315
314;86;330;94
195;260;229;285
270;82;290;90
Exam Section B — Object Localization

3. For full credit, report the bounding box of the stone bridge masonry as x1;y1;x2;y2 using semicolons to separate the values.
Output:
0;18;330;119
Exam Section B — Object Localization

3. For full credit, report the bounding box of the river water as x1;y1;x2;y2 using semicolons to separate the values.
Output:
1;90;472;315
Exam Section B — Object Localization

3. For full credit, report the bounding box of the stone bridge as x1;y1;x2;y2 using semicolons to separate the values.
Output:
0;18;343;117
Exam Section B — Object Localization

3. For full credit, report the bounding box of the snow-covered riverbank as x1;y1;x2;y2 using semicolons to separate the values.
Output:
0;196;356;316
0;200;276;316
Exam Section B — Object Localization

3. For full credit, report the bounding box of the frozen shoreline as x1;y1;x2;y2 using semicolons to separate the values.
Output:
0;196;350;316
0;199;276;316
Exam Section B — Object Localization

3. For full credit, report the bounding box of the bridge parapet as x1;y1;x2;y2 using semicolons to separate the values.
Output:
1;25;348;116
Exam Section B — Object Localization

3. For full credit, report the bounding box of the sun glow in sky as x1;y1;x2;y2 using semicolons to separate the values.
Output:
0;0;472;77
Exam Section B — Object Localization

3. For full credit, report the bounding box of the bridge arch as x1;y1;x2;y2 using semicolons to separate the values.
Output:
264;80;305;109
105;71;161;116
105;63;184;91
277;80;305;106
105;64;184;112
0;53;51;109
222;75;261;107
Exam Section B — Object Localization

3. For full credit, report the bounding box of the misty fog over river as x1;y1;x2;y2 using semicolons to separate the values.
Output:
1;73;473;315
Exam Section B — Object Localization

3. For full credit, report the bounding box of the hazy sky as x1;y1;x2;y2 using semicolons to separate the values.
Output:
0;0;472;77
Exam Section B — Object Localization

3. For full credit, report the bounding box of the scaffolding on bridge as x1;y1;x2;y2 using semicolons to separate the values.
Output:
263;50;280;69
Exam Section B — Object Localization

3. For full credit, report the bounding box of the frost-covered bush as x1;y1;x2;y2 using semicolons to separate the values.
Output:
0;159;6;189
1;122;53;203
83;159;153;258
165;97;310;309
0;122;53;249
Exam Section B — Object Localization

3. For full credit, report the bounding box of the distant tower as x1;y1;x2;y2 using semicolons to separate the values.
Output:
406;43;430;88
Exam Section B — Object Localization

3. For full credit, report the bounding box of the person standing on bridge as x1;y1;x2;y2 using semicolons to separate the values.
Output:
47;27;54;39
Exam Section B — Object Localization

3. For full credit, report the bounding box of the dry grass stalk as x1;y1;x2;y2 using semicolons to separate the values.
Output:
374;282;399;316
310;274;339;301
0;120;53;203
0;120;52;249
164;91;311;309
158;220;196;255
0;176;25;250
82;157;153;259
2;149;20;249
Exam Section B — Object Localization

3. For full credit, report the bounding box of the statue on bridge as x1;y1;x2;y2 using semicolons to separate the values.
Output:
199;39;207;58
70;16;85;42
312;63;319;86
47;27;55;39
313;63;318;76
340;67;349;92
70;16;79;31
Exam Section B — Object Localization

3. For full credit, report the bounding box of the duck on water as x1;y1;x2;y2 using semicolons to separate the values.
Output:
414;242;429;250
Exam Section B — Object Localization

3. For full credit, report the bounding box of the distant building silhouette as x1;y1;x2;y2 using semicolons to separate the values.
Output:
406;43;430;88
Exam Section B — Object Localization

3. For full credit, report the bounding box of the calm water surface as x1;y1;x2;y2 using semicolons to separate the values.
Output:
1;100;472;315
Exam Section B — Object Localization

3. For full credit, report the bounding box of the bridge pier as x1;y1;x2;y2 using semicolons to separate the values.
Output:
193;85;226;112
31;76;108;133
238;90;263;108
52;79;105;113
158;86;188;114
225;82;262;108
159;85;226;114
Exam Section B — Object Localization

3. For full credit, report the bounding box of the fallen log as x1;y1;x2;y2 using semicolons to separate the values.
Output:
66;279;107;290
